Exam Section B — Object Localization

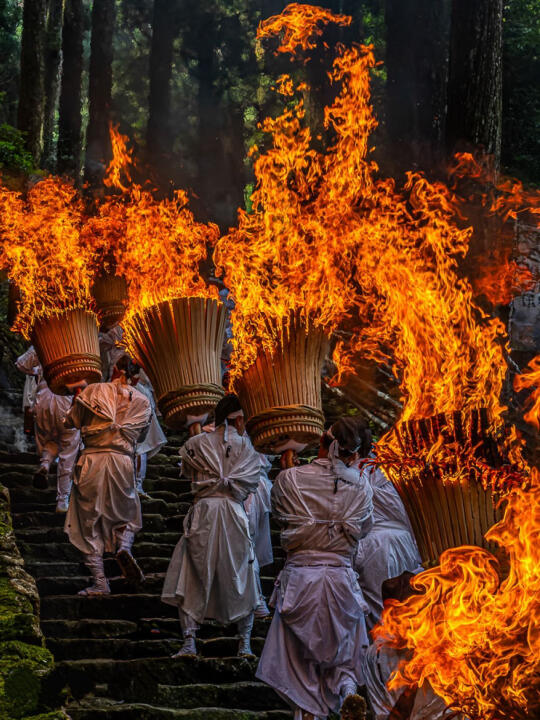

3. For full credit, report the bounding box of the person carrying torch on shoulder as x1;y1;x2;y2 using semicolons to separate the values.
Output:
162;393;261;657
63;363;151;596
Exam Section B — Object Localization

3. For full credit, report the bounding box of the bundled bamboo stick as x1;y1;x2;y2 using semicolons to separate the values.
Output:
31;309;102;394
237;311;329;453
386;408;504;567
91;273;129;330
125;297;226;429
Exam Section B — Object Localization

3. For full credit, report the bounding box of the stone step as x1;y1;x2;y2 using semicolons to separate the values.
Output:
155;682;289;711
11;499;191;517
16;526;180;545
41;593;177;621
42;618;139;639
13;511;185;533
46;635;268;661
8;486;193;506
49;656;267;702
66;702;291;719
37;573;166;597
37;573;276;599
41;617;272;641
26;556;171;578
22;541;177;562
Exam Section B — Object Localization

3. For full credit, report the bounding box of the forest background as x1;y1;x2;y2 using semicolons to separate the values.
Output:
0;0;539;395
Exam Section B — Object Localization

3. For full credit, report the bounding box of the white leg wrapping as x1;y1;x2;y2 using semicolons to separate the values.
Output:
78;553;110;596
237;612;254;657
172;609;199;657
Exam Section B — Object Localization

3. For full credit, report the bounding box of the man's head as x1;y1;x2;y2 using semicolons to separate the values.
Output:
112;355;141;384
320;416;371;465
214;393;245;435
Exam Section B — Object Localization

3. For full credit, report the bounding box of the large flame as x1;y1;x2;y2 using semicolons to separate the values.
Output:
373;467;540;720
0;177;91;338
514;355;540;431
82;126;219;351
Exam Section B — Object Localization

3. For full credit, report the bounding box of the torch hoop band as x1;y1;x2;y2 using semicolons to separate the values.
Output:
31;309;102;395
91;273;129;330
124;297;226;429
246;404;325;453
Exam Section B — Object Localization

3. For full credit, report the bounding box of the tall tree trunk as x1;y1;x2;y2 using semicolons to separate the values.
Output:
385;0;451;176
41;0;65;170
146;0;177;176
446;0;503;172
17;0;47;163
84;0;116;187
57;0;84;178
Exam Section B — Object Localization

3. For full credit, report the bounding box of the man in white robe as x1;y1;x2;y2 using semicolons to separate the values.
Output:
161;393;261;657
64;374;151;595
16;346;80;512
257;418;374;720
99;325;125;382
363;573;456;720
354;446;423;629
245;453;274;617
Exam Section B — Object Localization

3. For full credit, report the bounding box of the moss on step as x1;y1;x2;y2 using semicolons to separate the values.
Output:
0;481;65;720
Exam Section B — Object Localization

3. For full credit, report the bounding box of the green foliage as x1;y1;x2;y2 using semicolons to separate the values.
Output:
502;0;540;183
0;122;35;173
0;0;21;126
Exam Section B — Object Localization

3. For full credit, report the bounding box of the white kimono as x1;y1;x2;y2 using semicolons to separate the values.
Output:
134;374;167;482
354;465;423;628
256;456;374;718
64;381;151;555
16;347;80;500
98;326;125;381
245;454;273;569
363;642;453;720
161;424;261;625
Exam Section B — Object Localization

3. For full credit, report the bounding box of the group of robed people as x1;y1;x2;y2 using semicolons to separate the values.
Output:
16;338;455;720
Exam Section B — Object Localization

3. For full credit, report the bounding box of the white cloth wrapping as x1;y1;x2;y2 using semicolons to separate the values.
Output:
64;381;151;555
256;459;373;717
354;465;423;628
245;454;273;568
34;385;80;500
16;346;41;410
363;642;452;720
16;346;80;501
134;378;166;460
98;326;125;381
161;425;261;624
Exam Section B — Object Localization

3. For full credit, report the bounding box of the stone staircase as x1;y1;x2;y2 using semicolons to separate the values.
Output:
0;436;292;719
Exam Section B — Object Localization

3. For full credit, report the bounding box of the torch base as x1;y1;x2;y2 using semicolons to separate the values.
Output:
246;404;325;454
158;383;224;430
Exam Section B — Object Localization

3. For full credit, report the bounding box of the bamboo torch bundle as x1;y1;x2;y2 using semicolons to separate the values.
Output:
31;309;102;395
91;272;129;330
124;297;226;429
385;409;505;567
236;311;329;453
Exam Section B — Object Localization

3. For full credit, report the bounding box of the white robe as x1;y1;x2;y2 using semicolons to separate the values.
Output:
16;347;80;499
98;326;125;381
245;454;273;569
64;381;151;555
363;642;454;720
354;465;423;628
257;457;374;717
16;346;40;410
161;424;261;625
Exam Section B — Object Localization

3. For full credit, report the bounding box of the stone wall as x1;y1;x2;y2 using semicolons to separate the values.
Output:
0;478;66;720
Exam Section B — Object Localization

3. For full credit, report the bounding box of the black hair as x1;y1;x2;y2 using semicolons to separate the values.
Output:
214;393;242;427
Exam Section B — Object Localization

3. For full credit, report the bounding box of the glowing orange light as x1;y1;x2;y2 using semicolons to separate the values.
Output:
514;355;540;431
0;177;90;338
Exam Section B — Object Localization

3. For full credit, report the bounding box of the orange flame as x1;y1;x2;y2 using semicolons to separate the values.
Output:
373;467;540;720
257;2;350;54
514;355;540;431
0;177;90;338
81;126;219;354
